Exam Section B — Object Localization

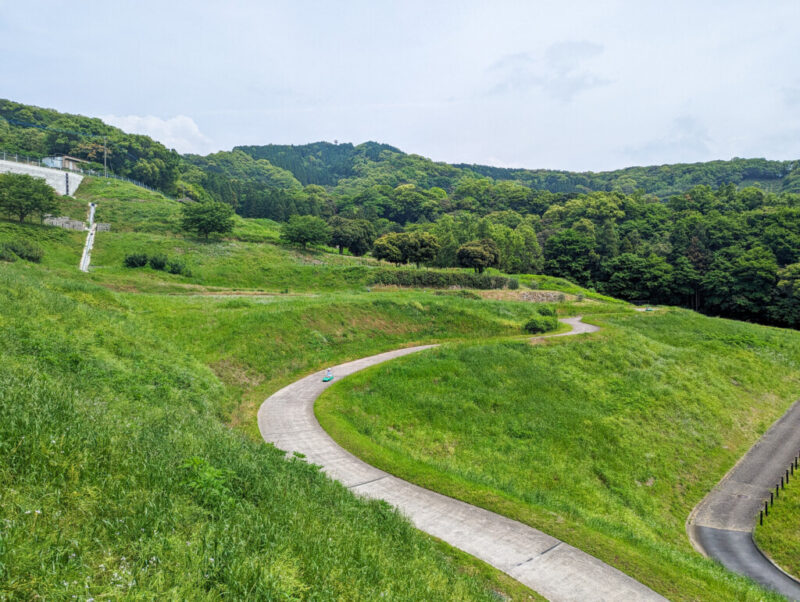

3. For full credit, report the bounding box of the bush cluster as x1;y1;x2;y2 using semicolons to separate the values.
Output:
536;304;556;317
523;314;559;334
371;269;517;290
523;305;559;334
123;253;148;268
123;252;190;276
0;239;44;263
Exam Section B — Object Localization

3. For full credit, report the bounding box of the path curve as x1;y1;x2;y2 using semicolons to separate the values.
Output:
258;317;665;601
688;400;800;600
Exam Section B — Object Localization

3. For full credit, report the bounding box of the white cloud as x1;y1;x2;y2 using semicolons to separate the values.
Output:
100;114;214;155
487;42;610;103
623;116;713;165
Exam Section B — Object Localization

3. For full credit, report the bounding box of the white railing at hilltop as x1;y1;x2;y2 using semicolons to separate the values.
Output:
0;149;169;197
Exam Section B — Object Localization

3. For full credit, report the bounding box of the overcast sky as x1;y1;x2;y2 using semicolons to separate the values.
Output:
1;1;798;171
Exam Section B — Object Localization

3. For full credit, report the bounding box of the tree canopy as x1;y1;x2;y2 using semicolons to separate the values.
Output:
0;173;58;223
180;200;235;240
280;215;331;248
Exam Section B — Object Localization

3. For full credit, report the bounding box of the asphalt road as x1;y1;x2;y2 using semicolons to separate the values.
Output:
258;317;665;601
688;400;800;600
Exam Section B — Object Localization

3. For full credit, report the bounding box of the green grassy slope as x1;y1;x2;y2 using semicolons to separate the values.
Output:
0;265;547;600
318;309;800;600
127;291;553;439
755;475;800;579
0;176;565;598
18;172;790;599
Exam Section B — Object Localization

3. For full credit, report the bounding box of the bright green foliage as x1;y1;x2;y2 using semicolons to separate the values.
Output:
372;235;403;265
522;312;558;333
319;310;800;600
0;172;58;223
5;99;800;326
0;221;83;268
123;252;148;267
280;214;331;248
457;239;500;274
755;475;800;579
372;231;440;268
408;231;440;268
181;200;235;240
329;216;376;256
0;266;537;600
0;99;181;193
1;238;44;262
544;228;597;285
771;263;800;326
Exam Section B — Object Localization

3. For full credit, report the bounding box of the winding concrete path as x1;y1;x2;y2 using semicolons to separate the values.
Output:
258;317;665;601
688;400;800;600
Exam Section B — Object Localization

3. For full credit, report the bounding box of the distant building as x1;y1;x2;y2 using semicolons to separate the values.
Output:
42;155;89;171
96;223;111;232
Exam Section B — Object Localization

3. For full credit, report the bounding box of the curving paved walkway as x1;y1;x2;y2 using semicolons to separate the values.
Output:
688;400;800;600
258;317;665;601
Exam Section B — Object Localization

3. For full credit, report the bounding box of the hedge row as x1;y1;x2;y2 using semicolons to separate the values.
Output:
123;252;191;276
371;269;518;290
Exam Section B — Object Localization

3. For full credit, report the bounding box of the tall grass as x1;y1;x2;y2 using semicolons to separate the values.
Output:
754;471;800;579
0;266;529;599
125;289;552;437
318;310;800;600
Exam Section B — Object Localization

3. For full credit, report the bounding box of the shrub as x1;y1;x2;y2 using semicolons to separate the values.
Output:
149;254;168;271
508;278;519;290
536;304;556;317
0;244;17;262
524;314;559;334
167;259;189;276
123;253;149;268
3;239;44;262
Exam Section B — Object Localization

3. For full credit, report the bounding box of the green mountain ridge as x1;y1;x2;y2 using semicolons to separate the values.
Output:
4;98;800;204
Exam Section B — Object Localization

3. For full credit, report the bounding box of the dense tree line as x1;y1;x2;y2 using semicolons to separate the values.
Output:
3;99;800;327
412;185;800;327
456;158;800;197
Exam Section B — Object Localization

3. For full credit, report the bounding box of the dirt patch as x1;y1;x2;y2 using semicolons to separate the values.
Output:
476;290;574;303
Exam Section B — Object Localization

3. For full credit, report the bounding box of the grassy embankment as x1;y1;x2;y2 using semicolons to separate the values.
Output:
22;176;609;298
1;265;552;599
755;471;800;579
318;309;800;600
3;176;602;599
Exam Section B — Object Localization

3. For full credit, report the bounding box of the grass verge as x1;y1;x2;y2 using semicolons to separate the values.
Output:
317;309;800;600
755;470;800;580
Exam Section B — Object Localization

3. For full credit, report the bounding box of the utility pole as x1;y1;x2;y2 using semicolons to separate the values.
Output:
103;136;108;178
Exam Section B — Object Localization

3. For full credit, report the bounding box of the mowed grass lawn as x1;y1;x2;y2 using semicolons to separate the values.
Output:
0;264;546;600
318;309;800;600
755;472;800;580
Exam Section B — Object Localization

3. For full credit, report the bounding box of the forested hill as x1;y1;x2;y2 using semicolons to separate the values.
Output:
3;98;800;329
235;141;402;187
235;141;800;197
455;157;800;198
